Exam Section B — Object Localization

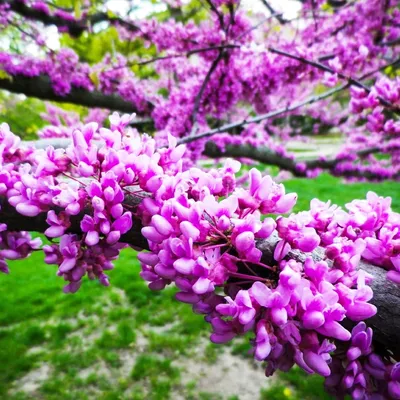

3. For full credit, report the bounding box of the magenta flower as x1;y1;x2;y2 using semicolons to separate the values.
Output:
45;210;70;238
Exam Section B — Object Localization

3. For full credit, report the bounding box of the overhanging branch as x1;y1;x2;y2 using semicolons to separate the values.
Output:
3;0;140;37
203;142;391;179
204;142;305;176
0;195;149;250
0;194;399;355
0;75;144;114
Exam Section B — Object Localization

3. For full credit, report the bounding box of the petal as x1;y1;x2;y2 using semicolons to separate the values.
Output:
192;277;212;294
63;280;82;293
210;332;236;344
250;281;271;306
347;347;362;361
303;351;331;377
388;270;400;284
16;203;41;217
180;221;200;241
317;321;351;341
59;258;76;273
271;307;287;326
302;310;325;329
0;249;20;260
142;227;166;243
235;231;255;252
173;258;196;274
106;231;120;244
85;231;99;246
45;225;65;238
137;252;159;267
275;193;297;214
152;215;174;236
175;291;200;304
274;240;290;261
389;381;400;400
239;308;256;325
346;302;377;321
255;340;272;361
112;212;132;234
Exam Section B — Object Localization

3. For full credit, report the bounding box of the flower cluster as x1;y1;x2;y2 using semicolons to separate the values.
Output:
4;0;400;397
1;116;400;397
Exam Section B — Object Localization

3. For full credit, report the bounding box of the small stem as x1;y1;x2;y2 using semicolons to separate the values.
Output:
243;261;258;276
229;272;265;282
227;254;275;271
124;190;146;199
61;172;87;187
202;242;229;250
223;280;255;287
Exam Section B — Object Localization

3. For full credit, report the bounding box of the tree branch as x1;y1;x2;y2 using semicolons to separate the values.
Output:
1;193;400;355
203;142;392;179
191;49;225;133
2;0;140;37
257;233;400;358
259;0;289;24
0;194;149;250
0;74;147;114
204;142;305;176
30;139;393;181
268;47;399;112
178;84;348;145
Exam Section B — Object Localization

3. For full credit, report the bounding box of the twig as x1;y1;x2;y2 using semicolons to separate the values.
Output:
259;0;289;24
268;47;399;111
310;0;318;31
235;13;284;41
204;0;224;29
191;49;225;133
133;44;240;67
178;84;348;145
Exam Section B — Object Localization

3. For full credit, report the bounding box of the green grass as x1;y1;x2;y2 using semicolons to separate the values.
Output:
0;173;399;399
284;173;400;212
260;367;333;400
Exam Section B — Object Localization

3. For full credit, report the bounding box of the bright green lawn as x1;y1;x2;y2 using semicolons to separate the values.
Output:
1;173;399;400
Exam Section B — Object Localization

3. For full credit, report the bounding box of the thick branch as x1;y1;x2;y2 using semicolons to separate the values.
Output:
0;195;149;250
3;0;139;37
0;75;143;114
257;234;400;358
1;194;400;355
204;142;305;176
204;142;388;178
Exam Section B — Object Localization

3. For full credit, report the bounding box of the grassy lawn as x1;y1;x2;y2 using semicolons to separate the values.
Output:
1;173;399;400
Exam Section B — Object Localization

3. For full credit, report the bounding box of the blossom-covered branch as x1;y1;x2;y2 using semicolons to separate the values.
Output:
0;73;148;114
267;47;400;111
1;188;400;357
2;111;400;398
1;0;140;37
204;142;390;179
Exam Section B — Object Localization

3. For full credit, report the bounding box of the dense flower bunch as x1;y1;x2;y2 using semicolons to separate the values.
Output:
4;0;400;397
38;104;109;139
1;116;400;398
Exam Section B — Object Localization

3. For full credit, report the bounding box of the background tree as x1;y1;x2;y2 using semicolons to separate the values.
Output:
2;0;400;399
